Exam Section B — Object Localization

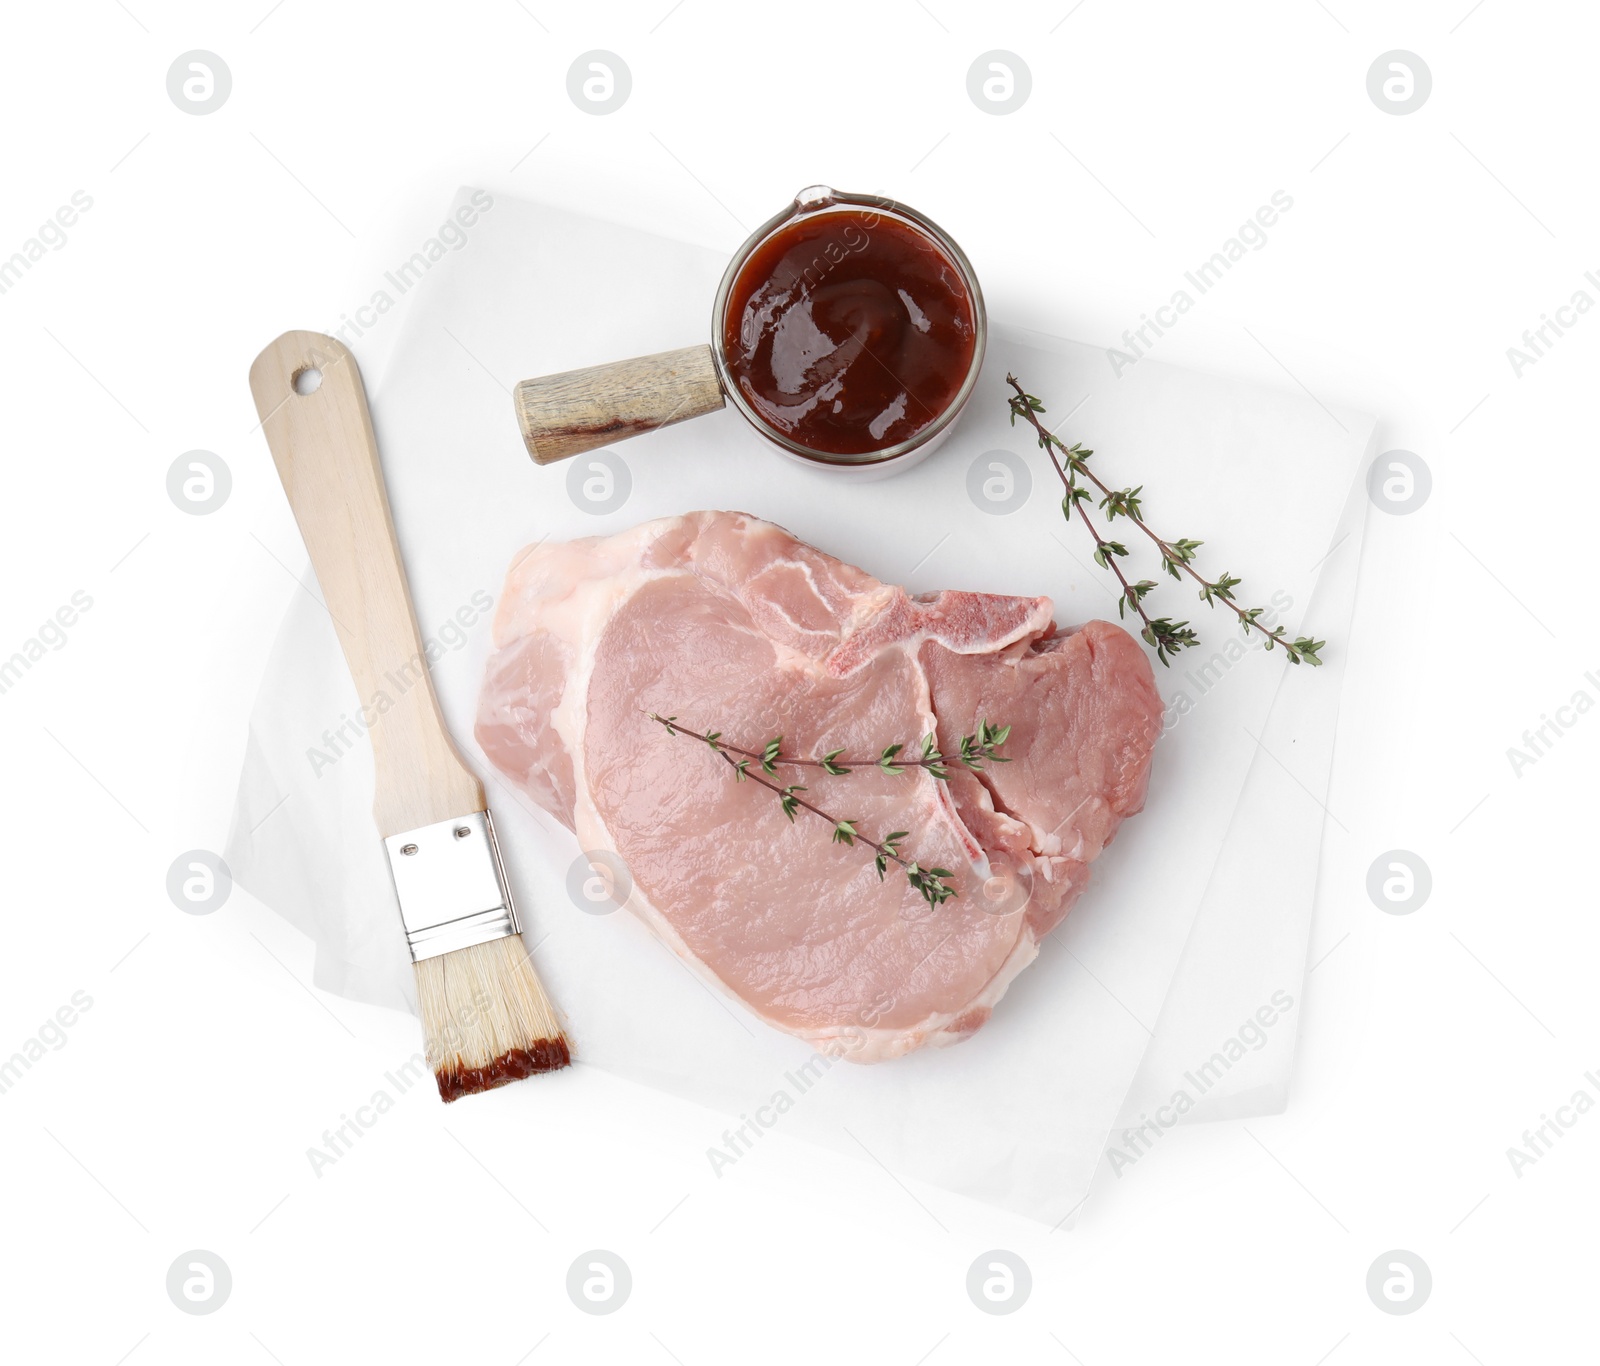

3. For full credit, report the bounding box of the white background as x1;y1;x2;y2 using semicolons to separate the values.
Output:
1;1;1595;1362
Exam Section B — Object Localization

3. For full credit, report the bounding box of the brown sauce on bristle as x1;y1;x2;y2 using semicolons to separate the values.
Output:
436;1037;571;1103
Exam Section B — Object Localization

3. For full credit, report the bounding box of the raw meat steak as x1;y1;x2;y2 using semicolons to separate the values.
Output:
476;511;1162;1062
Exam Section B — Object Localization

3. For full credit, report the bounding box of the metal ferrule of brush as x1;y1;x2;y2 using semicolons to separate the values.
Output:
382;810;521;962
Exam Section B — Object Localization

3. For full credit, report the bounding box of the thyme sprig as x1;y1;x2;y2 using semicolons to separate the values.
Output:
1005;375;1325;667
646;712;980;906
648;718;1011;781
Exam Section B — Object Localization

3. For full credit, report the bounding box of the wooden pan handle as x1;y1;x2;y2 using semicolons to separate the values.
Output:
249;330;484;838
513;343;725;465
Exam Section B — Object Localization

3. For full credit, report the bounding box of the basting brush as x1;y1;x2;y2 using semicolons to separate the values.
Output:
250;330;569;1100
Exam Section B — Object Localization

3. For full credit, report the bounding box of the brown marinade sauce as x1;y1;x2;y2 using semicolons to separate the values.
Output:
722;209;976;457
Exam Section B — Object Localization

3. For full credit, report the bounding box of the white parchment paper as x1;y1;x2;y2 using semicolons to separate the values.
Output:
227;190;1373;1225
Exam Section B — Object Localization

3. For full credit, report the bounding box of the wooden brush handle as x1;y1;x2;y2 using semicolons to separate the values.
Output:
249;330;484;837
513;343;725;465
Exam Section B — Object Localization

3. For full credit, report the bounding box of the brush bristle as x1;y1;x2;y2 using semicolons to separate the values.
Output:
414;936;570;1102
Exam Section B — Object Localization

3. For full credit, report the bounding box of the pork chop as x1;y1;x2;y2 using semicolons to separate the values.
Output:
476;511;1162;1061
